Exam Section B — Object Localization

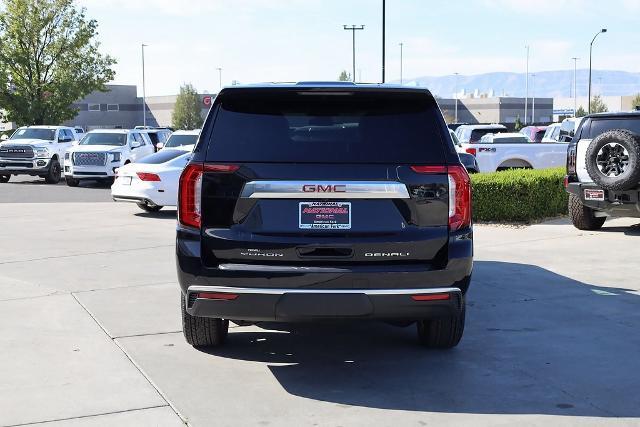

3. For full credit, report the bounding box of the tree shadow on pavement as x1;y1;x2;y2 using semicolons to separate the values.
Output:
200;261;640;418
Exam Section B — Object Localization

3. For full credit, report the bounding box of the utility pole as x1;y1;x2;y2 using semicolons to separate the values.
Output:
343;25;365;83
216;67;223;90
399;43;404;84
382;0;386;83
572;57;579;116
454;72;459;123
524;45;529;125
531;73;536;124
589;28;607;114
141;43;147;127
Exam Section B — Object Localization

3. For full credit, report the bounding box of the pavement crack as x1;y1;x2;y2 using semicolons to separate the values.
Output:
70;293;189;426
0;245;173;265
1;405;173;427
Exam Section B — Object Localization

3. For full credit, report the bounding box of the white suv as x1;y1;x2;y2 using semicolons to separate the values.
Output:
0;126;77;184
64;129;154;187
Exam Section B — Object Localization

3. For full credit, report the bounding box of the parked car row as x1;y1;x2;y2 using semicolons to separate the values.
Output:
0;126;199;188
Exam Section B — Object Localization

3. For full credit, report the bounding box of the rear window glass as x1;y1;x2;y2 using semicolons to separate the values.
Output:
165;134;198;148
205;90;446;163
137;149;186;164
470;128;505;142
589;118;640;139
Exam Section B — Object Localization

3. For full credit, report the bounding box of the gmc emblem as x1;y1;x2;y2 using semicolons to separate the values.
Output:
302;184;347;193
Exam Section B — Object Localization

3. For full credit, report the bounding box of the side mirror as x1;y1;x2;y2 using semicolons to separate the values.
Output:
131;140;141;149
156;143;164;150
0;134;8;141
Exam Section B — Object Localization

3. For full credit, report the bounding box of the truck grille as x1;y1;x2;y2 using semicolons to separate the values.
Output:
73;152;107;166
0;146;34;159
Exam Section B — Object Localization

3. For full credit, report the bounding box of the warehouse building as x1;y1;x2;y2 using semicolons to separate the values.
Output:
1;84;638;132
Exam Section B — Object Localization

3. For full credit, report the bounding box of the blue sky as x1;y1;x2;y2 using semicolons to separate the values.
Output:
77;0;640;96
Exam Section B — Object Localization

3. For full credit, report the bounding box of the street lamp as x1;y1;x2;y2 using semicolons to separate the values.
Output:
524;45;529;125
399;43;404;85
454;72;459;123
571;57;579;117
343;25;365;83
141;43;148;127
216;67;223;90
531;73;536;124
382;0;385;83
588;28;607;114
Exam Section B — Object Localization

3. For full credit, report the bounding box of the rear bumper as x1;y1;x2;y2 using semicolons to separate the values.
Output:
176;225;473;321
185;285;463;322
567;182;640;217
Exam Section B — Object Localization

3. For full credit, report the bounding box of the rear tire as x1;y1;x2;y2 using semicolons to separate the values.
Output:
417;297;465;349
44;159;61;184
137;202;162;212
181;293;229;347
65;177;80;187
568;194;606;231
0;175;10;183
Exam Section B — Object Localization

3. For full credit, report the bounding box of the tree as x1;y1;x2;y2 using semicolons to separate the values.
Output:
631;93;640;110
575;106;587;117
0;0;116;126
338;70;351;82
589;95;608;114
172;83;203;130
514;115;524;131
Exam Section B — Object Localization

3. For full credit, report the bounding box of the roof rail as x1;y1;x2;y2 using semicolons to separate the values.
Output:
295;81;357;86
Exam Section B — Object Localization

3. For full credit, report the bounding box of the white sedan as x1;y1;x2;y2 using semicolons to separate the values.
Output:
111;149;191;212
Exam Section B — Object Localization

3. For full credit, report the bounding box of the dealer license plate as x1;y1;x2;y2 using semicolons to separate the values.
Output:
584;189;604;201
299;202;351;230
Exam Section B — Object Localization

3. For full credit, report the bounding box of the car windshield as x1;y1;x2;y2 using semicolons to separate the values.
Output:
137;149;187;164
10;128;56;141
206;90;447;164
165;134;198;148
79;133;127;146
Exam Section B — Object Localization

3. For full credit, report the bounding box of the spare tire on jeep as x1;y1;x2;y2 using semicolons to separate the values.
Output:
585;129;640;190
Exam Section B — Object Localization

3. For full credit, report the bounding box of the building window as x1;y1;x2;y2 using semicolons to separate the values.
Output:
88;103;100;112
107;104;119;112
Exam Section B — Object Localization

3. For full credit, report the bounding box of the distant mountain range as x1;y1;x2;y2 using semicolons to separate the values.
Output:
399;70;640;98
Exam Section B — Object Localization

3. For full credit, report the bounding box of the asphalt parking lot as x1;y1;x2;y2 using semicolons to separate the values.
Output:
1;176;640;426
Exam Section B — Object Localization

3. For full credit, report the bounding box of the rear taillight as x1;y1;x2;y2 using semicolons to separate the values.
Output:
566;144;577;175
136;172;161;182
465;148;477;156
410;165;447;174
178;163;239;229
410;164;472;231
447;165;472;231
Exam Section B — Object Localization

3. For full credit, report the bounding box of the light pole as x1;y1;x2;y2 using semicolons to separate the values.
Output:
588;28;607;114
531;73;536;124
399;43;404;85
571;57;579;116
343;25;365;83
524;45;529;125
141;43;147;127
216;67;223;90
454;72;459;123
382;0;385;83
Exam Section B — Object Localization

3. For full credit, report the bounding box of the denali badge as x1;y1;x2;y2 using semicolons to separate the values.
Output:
302;184;346;193
365;252;410;257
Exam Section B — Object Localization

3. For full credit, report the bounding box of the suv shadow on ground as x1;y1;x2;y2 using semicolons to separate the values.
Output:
199;260;640;418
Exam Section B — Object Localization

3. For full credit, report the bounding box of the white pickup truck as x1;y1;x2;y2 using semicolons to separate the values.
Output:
0;126;78;183
458;132;568;173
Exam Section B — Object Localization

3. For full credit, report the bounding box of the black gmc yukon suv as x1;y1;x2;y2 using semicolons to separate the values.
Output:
176;83;473;349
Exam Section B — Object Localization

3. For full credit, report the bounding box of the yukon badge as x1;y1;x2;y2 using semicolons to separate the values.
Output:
365;252;410;257
240;249;284;257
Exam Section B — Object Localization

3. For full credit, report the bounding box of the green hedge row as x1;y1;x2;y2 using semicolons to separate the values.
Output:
470;167;568;223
